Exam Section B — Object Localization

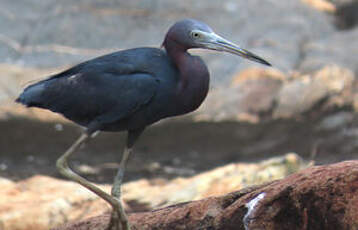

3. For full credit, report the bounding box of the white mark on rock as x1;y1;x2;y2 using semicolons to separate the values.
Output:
55;123;63;131
243;192;266;230
91;131;100;138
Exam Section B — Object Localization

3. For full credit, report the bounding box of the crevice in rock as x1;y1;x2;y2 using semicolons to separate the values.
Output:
334;1;358;30
293;36;309;71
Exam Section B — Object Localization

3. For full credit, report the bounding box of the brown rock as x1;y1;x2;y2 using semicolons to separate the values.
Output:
0;154;304;230
54;160;358;230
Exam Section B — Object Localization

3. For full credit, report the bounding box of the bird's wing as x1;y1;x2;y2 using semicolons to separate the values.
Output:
16;48;167;129
23;70;159;129
87;72;160;127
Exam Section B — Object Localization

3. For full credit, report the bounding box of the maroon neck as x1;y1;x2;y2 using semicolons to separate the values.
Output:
163;37;189;70
162;35;210;114
163;36;194;91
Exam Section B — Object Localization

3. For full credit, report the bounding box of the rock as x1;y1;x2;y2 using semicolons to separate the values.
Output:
0;153;305;230
300;28;358;72
302;0;336;12
0;177;14;187
0;176;111;230
317;111;354;130
273;65;354;118
198;65;355;122
328;0;358;8
124;153;304;208
334;1;358;30
53;160;358;230
196;67;285;122
0;0;333;94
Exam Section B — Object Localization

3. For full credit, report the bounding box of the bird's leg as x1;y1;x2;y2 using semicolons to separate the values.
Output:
109;129;144;230
109;146;132;230
56;133;130;230
56;133;89;177
111;146;132;198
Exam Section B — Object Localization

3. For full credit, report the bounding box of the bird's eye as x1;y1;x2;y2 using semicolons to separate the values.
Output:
191;32;200;39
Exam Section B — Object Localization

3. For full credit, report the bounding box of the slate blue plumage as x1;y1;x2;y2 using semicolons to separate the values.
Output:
17;46;210;134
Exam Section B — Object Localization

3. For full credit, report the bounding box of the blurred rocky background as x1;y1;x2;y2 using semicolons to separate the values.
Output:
1;0;358;229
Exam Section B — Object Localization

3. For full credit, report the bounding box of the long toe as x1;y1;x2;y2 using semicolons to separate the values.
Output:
109;212;120;230
109;211;130;230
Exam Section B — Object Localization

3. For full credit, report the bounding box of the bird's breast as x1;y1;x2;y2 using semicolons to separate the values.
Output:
174;57;210;115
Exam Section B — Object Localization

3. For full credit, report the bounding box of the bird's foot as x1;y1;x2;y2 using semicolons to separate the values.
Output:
108;210;131;230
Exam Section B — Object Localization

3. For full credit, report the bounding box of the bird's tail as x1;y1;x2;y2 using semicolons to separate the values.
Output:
16;81;46;107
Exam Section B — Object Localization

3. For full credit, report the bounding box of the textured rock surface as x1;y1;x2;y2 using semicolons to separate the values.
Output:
0;176;111;230
124;153;304;208
0;154;305;230
0;0;333;72
198;65;355;122
53;160;358;230
301;28;358;72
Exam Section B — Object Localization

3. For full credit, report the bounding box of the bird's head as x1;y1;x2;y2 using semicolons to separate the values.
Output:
163;19;271;66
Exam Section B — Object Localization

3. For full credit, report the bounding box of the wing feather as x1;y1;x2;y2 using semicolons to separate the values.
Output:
24;71;158;128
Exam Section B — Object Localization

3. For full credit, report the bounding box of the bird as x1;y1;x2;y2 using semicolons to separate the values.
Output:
16;19;271;230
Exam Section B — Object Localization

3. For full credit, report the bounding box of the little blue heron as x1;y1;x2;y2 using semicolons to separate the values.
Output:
16;19;270;230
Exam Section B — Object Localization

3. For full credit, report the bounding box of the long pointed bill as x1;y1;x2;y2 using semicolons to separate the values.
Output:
200;32;271;66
